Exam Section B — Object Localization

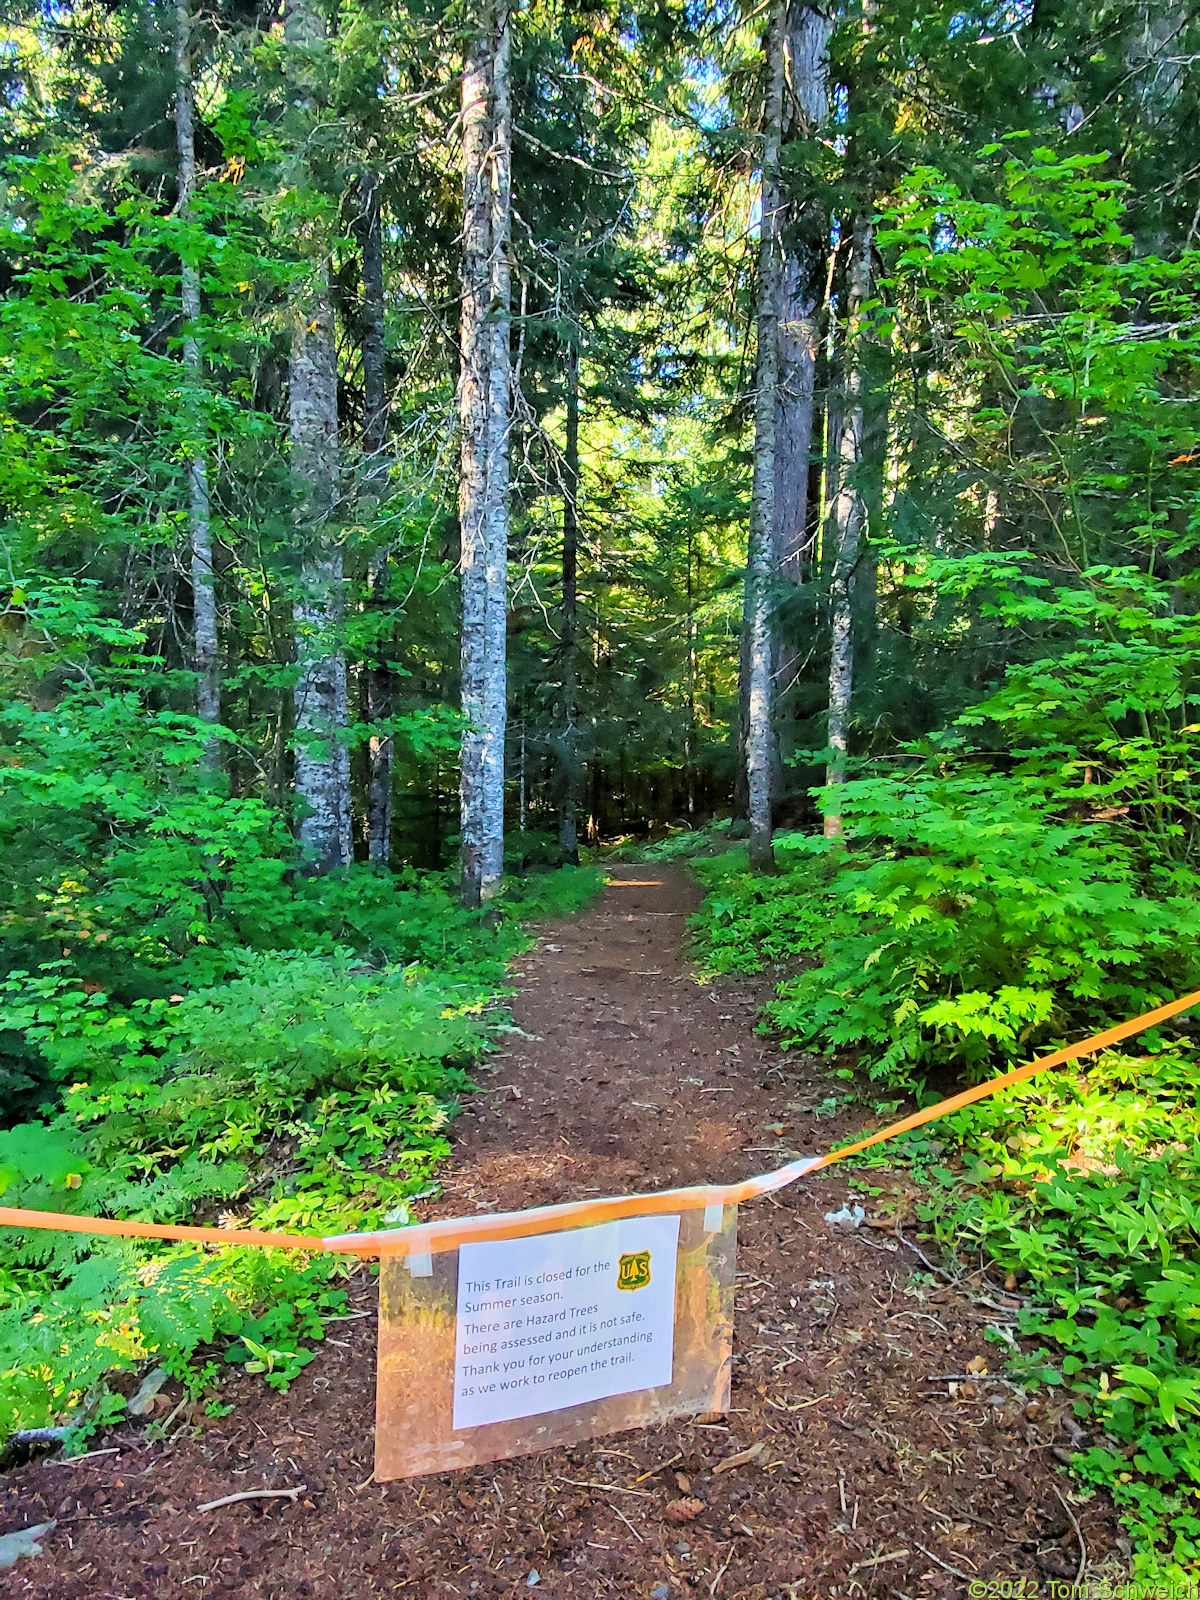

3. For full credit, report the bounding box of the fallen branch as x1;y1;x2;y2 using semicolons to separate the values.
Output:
913;1540;974;1580
895;1230;955;1282
558;1478;653;1497
848;1550;909;1576
196;1485;306;1513
1052;1483;1087;1584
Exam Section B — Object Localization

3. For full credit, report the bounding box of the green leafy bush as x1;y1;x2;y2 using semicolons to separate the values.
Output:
890;1046;1200;1580
690;667;1200;1578
0;941;494;1435
693;774;1200;1090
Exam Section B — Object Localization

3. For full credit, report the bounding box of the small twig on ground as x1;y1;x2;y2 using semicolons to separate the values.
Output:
913;1541;974;1579
848;1551;909;1576
1053;1483;1087;1583
558;1477;653;1497
633;1451;681;1483
708;1542;734;1595
46;1448;120;1466
609;1501;644;1544
895;1231;956;1282
158;1397;192;1438
196;1485;306;1513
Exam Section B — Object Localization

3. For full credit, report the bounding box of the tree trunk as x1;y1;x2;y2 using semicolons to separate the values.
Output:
743;0;786;874
365;561;393;867
823;216;873;837
685;519;696;819
851;354;890;702
558;340;580;865
287;0;351;872
482;4;511;892
774;252;821;585
459;0;511;907
769;1;832;798
733;623;750;819
773;1;832;585
359;174;387;466
174;0;219;759
358;177;392;866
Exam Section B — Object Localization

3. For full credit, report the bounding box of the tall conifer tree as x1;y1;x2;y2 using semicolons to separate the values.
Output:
743;0;787;872
459;0;512;906
174;0;219;755
287;0;352;871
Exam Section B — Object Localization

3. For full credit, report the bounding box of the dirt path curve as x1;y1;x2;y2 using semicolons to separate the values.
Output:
9;864;1117;1600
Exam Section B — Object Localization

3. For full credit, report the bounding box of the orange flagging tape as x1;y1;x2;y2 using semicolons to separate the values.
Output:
1;986;1197;1258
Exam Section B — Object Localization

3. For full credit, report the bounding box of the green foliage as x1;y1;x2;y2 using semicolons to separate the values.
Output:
500;863;605;923
690;836;832;972
900;1046;1200;1580
626;819;744;863
0;823;601;1442
695;829;1200;1574
0;593;526;1002
0;938;487;1435
694;773;1200;1088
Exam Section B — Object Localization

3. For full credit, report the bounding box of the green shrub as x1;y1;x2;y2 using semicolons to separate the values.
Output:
0;938;498;1437
693;774;1200;1090
689;763;1200;1577
689;838;834;972
887;1045;1200;1580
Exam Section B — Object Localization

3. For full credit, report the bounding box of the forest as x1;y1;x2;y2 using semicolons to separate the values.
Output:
1;0;1199;1589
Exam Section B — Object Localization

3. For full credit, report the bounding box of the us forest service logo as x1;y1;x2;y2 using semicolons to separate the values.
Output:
616;1250;652;1291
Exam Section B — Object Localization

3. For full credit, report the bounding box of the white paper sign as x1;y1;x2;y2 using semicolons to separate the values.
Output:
452;1214;680;1430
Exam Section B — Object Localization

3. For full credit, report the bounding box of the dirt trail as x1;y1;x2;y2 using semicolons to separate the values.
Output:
7;864;1118;1598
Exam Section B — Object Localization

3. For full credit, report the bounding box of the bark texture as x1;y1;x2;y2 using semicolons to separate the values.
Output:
773;2;832;588
358;177;393;865
459;0;511;907
557;341;580;865
743;0;787;874
287;0;352;872
358;175;388;467
174;0;219;755
365;562;393;867
483;9;511;891
823;216;873;837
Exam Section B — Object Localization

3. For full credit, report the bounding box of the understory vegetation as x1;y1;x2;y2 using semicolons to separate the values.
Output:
0;857;600;1441
1;0;1199;1583
0;622;600;1437
688;761;1200;1578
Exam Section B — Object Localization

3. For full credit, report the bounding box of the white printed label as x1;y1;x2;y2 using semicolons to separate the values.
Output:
452;1214;680;1430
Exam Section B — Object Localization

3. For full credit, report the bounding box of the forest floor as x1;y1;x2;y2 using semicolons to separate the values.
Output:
5;864;1122;1599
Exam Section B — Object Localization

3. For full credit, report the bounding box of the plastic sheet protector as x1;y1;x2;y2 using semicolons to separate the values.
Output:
375;1198;737;1480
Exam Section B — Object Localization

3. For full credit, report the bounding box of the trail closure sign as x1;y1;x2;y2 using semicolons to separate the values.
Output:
375;1201;736;1480
452;1215;680;1429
